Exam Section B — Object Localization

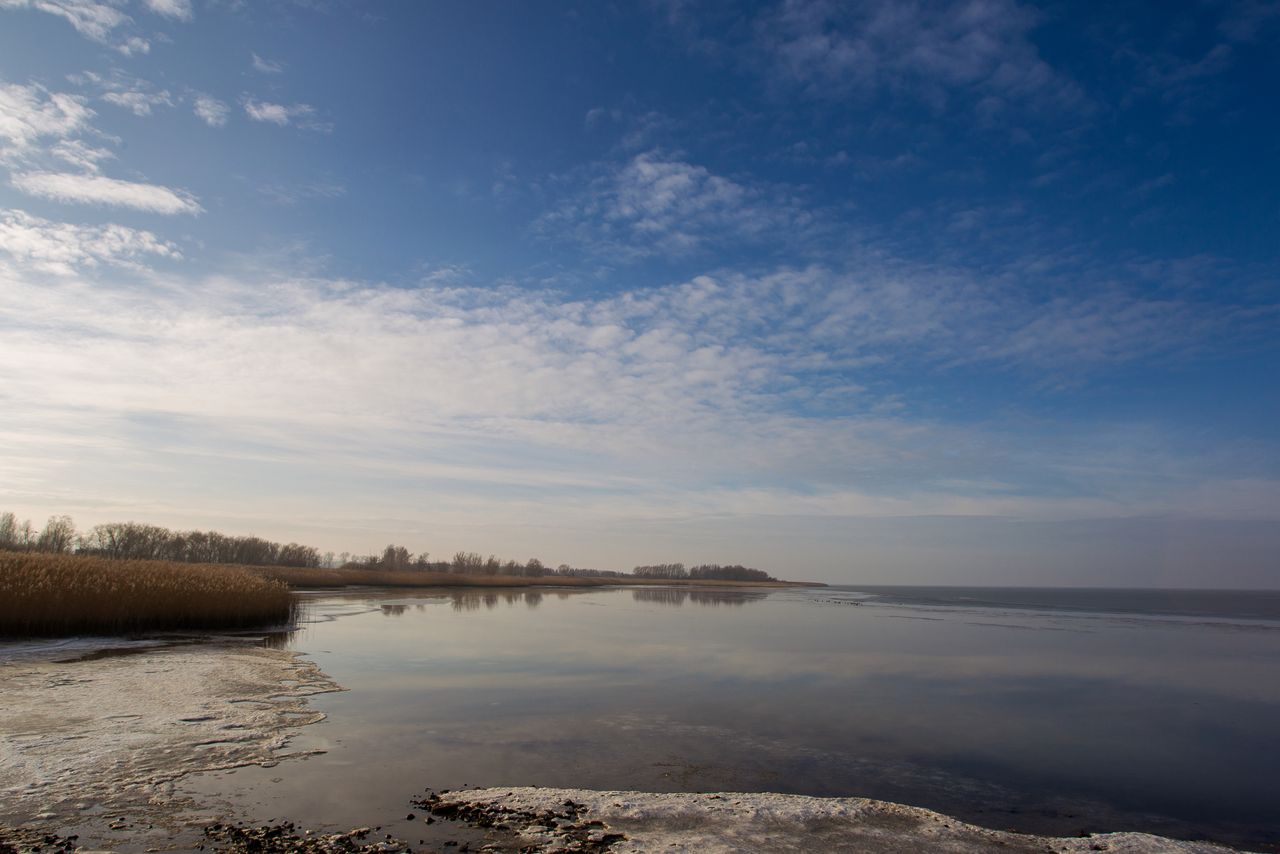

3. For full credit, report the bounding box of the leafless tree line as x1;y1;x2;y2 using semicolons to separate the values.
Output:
348;545;628;579
633;562;776;582
0;513;322;568
1;511;778;582
1;513;76;555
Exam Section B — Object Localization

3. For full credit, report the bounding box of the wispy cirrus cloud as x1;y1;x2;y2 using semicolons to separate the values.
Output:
0;0;149;54
535;151;818;260
251;53;285;74
0;252;1264;484
68;70;175;116
0;81;93;162
50;138;115;172
0;208;180;274
11;170;202;214
2;245;1275;574
143;0;191;21
1;77;203;216
192;94;229;127
101;88;173;116
243;98;326;130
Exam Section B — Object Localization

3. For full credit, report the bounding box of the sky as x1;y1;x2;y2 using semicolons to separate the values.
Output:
0;0;1277;586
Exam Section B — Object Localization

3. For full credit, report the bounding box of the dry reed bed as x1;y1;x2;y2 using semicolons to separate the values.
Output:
0;552;292;637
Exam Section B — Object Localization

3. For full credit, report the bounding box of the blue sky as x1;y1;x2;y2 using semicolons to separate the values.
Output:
0;0;1277;585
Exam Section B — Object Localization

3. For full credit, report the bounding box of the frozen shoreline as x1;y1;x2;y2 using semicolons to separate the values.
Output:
429;787;1260;854
0;640;340;832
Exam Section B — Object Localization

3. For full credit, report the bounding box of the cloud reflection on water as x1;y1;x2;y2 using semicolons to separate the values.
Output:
209;584;1280;849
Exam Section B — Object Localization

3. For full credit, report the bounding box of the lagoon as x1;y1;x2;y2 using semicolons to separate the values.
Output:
175;584;1280;851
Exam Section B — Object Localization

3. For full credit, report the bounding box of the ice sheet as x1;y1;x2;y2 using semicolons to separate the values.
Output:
434;787;1258;854
0;643;340;824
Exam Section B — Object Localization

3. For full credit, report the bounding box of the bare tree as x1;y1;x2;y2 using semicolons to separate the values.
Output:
35;515;76;553
633;563;688;579
0;512;18;549
380;544;412;570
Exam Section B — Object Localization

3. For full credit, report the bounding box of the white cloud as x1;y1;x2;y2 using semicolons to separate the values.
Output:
68;69;173;116
244;100;291;124
11;171;202;215
0;81;93;161
193;95;229;128
0;208;180;275
102;89;173;116
0;260;1255;488
143;0;191;21
51;138;115;172
0;255;1273;578
251;53;285;74
0;0;149;54
536;151;816;259
243;98;322;129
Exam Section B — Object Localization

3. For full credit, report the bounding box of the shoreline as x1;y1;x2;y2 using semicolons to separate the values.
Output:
255;565;827;590
420;786;1263;854
2;782;1263;854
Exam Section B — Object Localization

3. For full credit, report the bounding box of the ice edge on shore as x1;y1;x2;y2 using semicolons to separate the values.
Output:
0;643;342;824
435;787;1258;854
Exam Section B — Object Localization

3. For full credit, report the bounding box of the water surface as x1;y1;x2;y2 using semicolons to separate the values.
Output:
183;585;1280;850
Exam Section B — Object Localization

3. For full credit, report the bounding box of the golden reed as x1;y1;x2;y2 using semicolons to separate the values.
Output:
0;551;293;636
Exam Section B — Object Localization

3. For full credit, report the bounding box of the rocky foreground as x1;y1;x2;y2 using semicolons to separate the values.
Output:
415;787;1262;854
2;785;1262;854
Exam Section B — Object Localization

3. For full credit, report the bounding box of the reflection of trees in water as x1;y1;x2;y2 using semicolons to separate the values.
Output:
449;589;544;611
632;588;766;607
379;603;428;617
634;588;689;606
258;599;312;647
260;628;293;649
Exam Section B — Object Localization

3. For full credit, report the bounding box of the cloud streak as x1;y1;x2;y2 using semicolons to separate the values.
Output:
68;69;175;117
0;81;93;161
11;171;202;214
0;208;180;274
143;0;191;21
251;53;285;74
243;98;321;129
192;94;229;127
0;0;149;54
1;253;1267;503
536;151;818;260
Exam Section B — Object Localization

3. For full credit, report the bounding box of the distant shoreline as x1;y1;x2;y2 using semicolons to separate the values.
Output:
0;550;824;638
254;563;827;590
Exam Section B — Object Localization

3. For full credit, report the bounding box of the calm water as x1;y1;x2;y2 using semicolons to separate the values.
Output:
184;585;1280;850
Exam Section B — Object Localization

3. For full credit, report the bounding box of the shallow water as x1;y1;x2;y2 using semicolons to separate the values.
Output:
181;585;1280;850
